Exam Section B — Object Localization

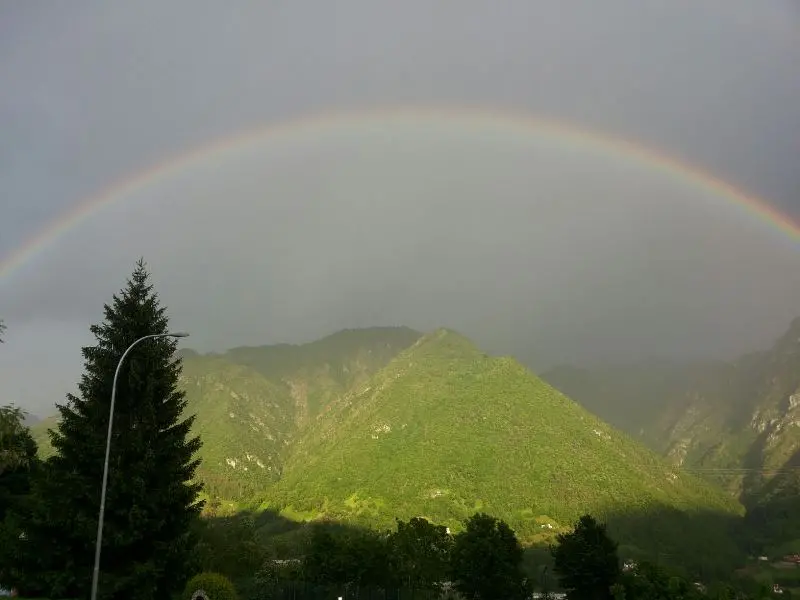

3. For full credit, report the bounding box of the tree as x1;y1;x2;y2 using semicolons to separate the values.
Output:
0;405;39;587
7;259;203;600
0;318;5;342
389;517;452;591
449;513;529;600
552;514;621;600
615;561;703;600
303;524;393;589
0;406;37;480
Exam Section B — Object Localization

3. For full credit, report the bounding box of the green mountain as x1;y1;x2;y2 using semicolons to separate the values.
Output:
30;326;423;499
268;329;741;537
541;360;718;449
28;325;746;570
542;318;800;506
217;326;423;427
29;414;58;458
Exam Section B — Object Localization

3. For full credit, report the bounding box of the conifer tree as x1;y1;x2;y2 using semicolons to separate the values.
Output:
9;259;203;600
450;513;529;600
0;405;39;588
552;514;621;600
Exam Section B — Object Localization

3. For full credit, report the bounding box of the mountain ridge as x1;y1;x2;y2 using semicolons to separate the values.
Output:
542;317;800;506
268;329;742;536
27;325;745;568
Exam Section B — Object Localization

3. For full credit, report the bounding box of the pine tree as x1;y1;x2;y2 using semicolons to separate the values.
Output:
9;259;203;600
552;514;621;600
449;513;530;600
0;405;39;588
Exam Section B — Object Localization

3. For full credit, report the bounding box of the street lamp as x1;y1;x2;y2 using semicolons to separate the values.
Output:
90;332;190;600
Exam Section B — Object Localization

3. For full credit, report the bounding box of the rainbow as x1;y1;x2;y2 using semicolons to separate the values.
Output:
1;105;796;284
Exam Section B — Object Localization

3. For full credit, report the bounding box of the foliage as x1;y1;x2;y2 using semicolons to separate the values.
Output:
221;326;422;424
616;561;706;600
543;317;800;564
552;514;621;600
194;511;267;580
541;359;715;450
30;326;421;503
182;572;239;600
27;415;57;460
179;355;295;500
449;512;529;600
24;325;749;574
0;405;38;479
270;329;742;541
543;317;800;508
5;259;204;600
389;516;452;591
0;405;39;587
302;523;394;587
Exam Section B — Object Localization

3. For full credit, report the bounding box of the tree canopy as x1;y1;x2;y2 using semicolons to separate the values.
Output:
553;514;621;600
449;512;529;600
6;259;203;600
0;404;39;588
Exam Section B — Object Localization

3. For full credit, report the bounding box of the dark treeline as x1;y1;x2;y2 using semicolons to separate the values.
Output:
196;509;774;600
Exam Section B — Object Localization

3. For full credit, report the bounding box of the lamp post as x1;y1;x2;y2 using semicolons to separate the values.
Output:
90;332;189;600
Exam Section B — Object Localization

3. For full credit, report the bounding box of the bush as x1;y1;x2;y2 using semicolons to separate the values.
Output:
183;572;239;600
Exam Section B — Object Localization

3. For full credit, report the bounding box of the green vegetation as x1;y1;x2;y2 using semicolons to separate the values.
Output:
180;355;296;499
29;414;57;459
0;405;37;479
270;329;742;541
0;405;40;587
21;276;800;590
553;515;620;600
543;318;800;500
29;326;422;500
390;516;452;592
223;511;763;600
5;260;204;600
541;359;728;450
26;324;750;577
220;326;422;425
543;317;800;557
183;572;239;600
450;513;529;600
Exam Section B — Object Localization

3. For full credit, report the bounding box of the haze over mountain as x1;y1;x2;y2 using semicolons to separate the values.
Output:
542;316;800;555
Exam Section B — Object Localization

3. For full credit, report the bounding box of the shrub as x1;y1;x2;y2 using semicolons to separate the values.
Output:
183;572;239;600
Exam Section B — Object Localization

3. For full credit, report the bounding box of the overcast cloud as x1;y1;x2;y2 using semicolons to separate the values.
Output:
1;0;799;416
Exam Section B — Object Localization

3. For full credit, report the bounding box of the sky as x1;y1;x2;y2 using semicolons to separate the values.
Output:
1;1;799;416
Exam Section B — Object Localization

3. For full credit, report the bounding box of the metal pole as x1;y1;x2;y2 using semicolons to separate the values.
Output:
90;332;188;600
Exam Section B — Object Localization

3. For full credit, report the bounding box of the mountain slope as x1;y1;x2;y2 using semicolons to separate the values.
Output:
178;355;296;498
269;329;742;539
29;327;423;500
541;360;716;448
542;318;800;504
29;414;58;458
216;326;422;427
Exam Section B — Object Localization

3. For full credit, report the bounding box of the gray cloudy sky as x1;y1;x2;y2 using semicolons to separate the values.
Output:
1;1;799;416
